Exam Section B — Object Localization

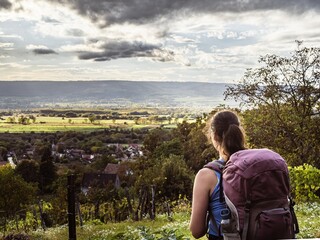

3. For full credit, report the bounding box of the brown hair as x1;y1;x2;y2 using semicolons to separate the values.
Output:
211;110;246;158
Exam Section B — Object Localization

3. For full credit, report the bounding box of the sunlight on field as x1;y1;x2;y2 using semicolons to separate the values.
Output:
0;116;184;133
28;116;136;125
0;124;106;133
0;117;126;132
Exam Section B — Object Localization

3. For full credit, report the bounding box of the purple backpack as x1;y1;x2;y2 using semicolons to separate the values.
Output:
205;149;299;240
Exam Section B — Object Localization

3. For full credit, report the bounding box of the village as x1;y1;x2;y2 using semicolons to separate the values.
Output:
0;131;145;196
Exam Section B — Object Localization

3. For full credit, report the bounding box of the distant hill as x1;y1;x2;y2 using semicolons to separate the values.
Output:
0;81;237;110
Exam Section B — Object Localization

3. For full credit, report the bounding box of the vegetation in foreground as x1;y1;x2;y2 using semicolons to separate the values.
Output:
1;202;319;240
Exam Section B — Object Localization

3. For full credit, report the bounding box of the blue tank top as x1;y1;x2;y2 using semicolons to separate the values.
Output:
208;170;226;236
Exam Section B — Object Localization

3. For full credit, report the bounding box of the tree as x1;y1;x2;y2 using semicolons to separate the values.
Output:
153;138;183;159
143;128;172;154
155;155;194;201
85;180;117;220
18;115;29;125
225;41;320;167
0;145;8;161
6;116;15;124
91;155;117;171
15;159;40;184
134;117;140;125
88;115;96;123
48;176;68;225
0;165;36;217
39;146;57;193
29;115;36;123
173;120;214;171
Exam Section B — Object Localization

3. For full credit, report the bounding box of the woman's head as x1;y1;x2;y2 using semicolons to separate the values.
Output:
210;110;245;159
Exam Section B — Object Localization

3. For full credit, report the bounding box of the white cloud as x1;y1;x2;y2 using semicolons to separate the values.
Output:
59;43;96;53
0;42;13;48
0;62;29;69
26;44;50;50
0;32;23;40
168;34;198;44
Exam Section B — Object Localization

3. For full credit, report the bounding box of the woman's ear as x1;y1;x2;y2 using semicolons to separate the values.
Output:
212;131;220;143
211;131;220;150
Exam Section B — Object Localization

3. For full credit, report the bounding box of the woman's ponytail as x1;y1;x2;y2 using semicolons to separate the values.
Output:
211;110;246;159
222;123;245;158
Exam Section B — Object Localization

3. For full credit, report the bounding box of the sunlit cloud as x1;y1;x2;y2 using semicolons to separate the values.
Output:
26;44;57;55
0;0;319;82
0;42;13;48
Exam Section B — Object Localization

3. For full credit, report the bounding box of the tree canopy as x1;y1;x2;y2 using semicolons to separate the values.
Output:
225;41;320;167
0;165;36;217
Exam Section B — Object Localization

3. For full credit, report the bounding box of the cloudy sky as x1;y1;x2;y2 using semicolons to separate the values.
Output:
1;0;320;83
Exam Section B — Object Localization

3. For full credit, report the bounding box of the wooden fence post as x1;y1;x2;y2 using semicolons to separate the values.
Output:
151;185;155;220
0;210;7;235
38;200;46;230
67;175;76;240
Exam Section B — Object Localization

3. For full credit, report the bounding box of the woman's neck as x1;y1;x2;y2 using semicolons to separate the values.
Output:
218;149;229;161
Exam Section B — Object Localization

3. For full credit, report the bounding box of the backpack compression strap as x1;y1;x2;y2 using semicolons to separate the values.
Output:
289;197;300;234
241;179;251;240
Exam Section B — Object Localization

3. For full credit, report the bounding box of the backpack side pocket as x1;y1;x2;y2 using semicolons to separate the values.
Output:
252;208;293;240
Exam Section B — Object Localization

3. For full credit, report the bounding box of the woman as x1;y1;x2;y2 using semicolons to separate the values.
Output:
189;110;246;239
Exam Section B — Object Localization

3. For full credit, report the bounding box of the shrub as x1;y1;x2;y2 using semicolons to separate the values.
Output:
289;164;320;202
2;234;30;240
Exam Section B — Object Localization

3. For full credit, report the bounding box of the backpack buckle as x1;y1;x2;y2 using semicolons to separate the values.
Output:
244;200;251;212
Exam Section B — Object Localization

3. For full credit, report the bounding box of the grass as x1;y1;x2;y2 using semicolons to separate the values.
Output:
295;202;320;238
3;202;319;240
25;212;194;240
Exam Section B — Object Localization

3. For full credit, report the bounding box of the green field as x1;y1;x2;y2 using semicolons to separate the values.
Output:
0;116;179;133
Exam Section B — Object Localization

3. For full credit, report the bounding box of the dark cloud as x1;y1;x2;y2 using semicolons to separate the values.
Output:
42;16;61;24
50;0;320;27
78;40;174;62
33;48;57;55
0;0;12;9
39;0;319;63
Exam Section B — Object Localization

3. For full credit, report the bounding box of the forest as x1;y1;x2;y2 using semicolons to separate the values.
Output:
0;43;319;239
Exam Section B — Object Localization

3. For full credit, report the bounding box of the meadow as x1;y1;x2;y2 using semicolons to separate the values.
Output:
3;202;319;240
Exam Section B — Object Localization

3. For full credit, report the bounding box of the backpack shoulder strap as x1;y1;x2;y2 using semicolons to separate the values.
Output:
204;160;226;237
203;159;225;173
203;159;226;204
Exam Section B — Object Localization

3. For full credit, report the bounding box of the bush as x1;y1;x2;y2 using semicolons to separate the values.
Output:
2;234;30;240
289;164;320;202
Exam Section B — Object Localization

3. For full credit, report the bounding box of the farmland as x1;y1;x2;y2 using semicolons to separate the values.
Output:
0;116;137;133
0;108;199;133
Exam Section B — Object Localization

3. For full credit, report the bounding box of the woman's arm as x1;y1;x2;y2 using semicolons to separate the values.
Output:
189;168;217;239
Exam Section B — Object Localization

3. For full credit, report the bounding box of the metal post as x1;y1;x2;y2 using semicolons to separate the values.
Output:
67;175;76;240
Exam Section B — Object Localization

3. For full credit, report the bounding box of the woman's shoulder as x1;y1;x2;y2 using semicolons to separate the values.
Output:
195;167;218;183
197;167;214;175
